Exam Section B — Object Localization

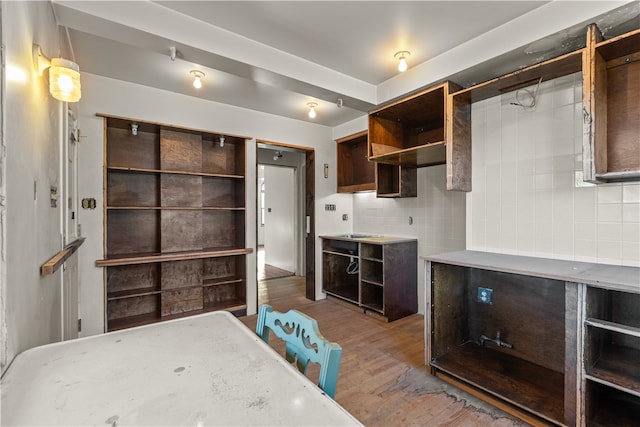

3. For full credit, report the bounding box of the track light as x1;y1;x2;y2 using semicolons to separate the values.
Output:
273;151;283;161
394;50;411;73
190;70;204;89
33;44;82;102
307;102;317;119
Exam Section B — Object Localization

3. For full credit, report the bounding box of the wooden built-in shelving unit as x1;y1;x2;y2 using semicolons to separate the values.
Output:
96;115;251;331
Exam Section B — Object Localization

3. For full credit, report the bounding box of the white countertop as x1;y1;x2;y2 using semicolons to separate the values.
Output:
1;311;361;426
423;250;640;293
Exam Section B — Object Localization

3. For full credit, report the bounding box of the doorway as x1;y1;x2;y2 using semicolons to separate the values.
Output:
256;142;315;305
259;164;296;280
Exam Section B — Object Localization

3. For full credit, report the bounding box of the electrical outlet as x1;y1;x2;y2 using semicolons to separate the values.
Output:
477;287;493;304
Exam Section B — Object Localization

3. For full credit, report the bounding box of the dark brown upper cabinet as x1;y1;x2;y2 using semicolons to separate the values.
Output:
368;81;470;192
336;131;375;193
583;24;640;183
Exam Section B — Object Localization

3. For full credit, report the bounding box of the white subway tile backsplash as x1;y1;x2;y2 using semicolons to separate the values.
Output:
596;240;622;265
623;184;640;203
575;222;596;240
517;221;535;252
467;75;638;267
597;184;623;203
597;204;622;222
598;222;622;242
574;239;597;261
623;204;640;223
622;241;640;267
553;221;574;255
622;223;640;243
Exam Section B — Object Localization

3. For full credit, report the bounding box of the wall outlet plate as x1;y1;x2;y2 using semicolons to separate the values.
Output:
477;287;493;304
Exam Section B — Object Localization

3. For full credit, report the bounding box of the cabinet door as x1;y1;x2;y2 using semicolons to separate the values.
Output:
582;24;607;183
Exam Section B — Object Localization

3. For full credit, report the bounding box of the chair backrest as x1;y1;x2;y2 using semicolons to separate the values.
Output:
256;304;342;398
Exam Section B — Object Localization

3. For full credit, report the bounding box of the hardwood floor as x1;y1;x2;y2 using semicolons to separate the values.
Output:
257;246;294;281
240;276;528;427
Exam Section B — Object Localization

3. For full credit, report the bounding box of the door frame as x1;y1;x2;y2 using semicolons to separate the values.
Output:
256;140;315;300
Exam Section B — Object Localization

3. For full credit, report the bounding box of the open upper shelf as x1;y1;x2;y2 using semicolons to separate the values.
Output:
583;25;640;183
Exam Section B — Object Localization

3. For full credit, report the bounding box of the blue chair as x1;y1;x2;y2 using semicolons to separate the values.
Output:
256;304;342;398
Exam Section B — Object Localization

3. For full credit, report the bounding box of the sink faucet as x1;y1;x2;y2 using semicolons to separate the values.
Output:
479;331;513;349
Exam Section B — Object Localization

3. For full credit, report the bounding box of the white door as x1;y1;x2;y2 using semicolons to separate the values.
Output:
263;165;295;273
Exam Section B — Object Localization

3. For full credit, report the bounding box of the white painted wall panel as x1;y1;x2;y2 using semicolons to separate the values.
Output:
1;1;65;374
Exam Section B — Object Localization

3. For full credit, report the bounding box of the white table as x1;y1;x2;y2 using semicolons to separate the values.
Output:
1;311;361;426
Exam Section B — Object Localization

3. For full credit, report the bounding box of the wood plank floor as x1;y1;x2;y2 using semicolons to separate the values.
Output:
240;276;528;427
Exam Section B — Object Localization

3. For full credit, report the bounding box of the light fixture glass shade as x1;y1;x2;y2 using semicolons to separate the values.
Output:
191;70;205;89
398;57;408;72
394;50;410;73
307;102;317;119
49;58;81;102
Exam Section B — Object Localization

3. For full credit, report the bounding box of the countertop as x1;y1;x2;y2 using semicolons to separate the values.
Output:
423;250;640;294
320;234;417;244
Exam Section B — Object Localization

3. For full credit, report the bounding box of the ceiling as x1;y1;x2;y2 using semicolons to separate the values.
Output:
52;1;638;127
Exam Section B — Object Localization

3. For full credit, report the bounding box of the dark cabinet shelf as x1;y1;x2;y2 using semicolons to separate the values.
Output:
431;343;564;424
322;237;416;321
336;131;375;193
98;115;250;331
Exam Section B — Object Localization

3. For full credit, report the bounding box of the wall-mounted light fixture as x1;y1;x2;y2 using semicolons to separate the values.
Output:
307;102;317;119
190;70;205;89
394;50;411;73
219;135;225;147
33;44;81;102
273;150;283;161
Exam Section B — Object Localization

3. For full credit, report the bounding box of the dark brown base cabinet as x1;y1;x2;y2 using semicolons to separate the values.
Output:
321;235;417;322
425;251;640;426
96;115;251;331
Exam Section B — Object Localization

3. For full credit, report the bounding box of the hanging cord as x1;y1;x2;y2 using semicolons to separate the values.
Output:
346;257;359;275
510;77;543;110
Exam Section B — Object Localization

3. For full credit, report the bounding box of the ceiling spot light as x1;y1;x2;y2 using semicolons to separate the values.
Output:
307;102;317;119
33;44;82;102
394;50;411;73
190;70;204;89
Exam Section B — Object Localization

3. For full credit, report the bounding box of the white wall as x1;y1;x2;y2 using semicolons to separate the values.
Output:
468;73;640;267
77;73;350;336
264;165;295;272
1;1;68;373
351;167;467;314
